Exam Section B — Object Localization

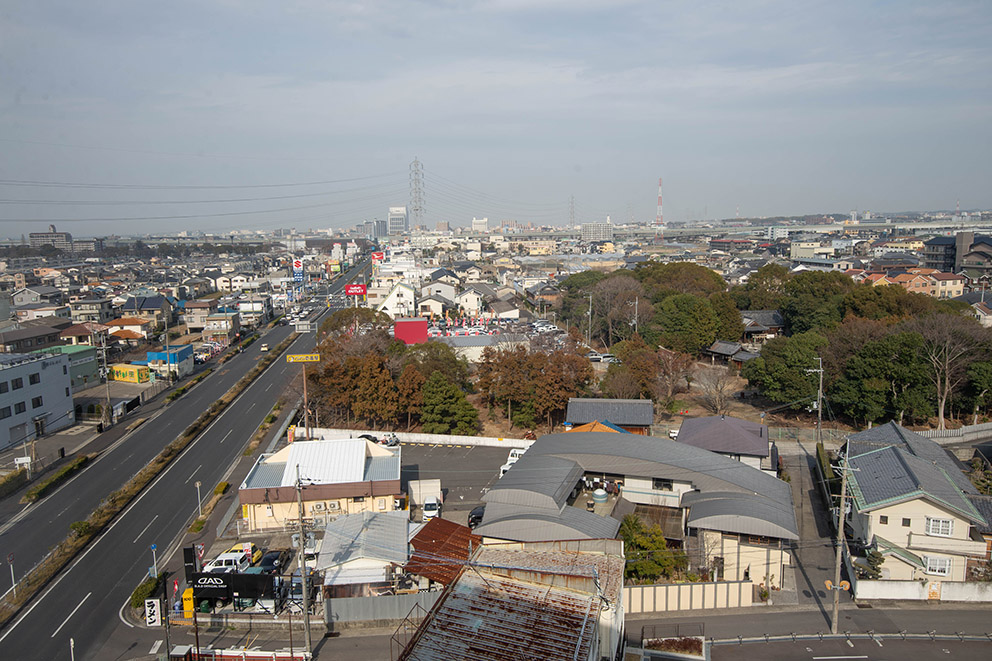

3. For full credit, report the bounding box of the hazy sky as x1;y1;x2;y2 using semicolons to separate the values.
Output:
2;1;990;237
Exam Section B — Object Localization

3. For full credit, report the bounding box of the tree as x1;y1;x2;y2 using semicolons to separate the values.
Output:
780;271;856;334
633;262;726;302
531;350;594;428
420;372;479;435
404;342;471;391
600;367;643;399
396;364;426;430
592;275;645;347
618;514;687;583
696;366;736;415
966;361;992;424
741;332;828;408
654;294;717;355
904;314;990;429
318;307;392;338
350;353;397;428
730;263;790;310
655;348;695;410
708;291;745;341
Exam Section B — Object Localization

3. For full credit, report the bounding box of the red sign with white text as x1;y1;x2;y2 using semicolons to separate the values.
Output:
371;252;385;262
344;284;367;296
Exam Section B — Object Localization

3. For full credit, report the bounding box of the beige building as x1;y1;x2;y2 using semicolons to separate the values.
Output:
239;438;402;532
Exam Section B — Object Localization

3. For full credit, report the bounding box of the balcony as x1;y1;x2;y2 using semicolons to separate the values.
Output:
907;530;987;557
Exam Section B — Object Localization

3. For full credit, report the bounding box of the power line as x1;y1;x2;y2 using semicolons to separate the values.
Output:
0;172;403;191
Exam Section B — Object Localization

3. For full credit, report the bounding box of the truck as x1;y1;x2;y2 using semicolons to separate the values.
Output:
500;447;527;477
408;479;442;522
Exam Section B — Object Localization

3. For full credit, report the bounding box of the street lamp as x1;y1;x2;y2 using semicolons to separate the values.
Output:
195;481;203;517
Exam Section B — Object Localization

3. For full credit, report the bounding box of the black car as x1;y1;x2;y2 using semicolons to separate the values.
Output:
468;505;485;529
258;549;292;574
358;433;378;443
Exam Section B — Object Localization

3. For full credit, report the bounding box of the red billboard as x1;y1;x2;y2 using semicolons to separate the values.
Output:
344;284;367;296
371;251;385;262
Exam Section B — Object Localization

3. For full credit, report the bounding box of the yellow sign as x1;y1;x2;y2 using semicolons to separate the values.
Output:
286;354;320;363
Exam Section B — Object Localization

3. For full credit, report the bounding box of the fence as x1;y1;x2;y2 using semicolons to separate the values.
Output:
293;426;533;449
324;591;442;628
623;580;753;614
919;421;992;445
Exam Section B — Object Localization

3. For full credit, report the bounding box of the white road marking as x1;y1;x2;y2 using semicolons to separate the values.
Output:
846;640;855;647
149;640;162;654
813;657;867;660
132;514;159;544
51;592;90;638
185;465;201;484
265;383;272;391
118;601;134;628
220;430;233;444
874;636;883;647
56;504;72;518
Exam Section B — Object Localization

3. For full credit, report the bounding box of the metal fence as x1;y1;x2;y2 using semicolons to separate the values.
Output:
324;591;442;627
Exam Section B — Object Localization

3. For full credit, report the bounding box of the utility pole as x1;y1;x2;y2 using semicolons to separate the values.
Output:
295;465;313;653
99;332;112;429
633;296;639;335
163;291;172;387
587;293;593;347
829;450;855;634
806;357;824;445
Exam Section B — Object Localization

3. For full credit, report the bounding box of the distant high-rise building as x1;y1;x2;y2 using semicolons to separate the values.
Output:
388;206;409;235
29;224;73;252
436;221;450;232
375;219;388;239
581;218;613;242
471;217;489;233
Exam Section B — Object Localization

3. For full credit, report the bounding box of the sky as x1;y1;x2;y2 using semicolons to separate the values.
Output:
1;0;990;237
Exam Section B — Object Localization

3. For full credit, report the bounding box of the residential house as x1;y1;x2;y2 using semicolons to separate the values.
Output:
12;285;64;307
889;272;935;296
107;317;154;341
454;287;486;317
59;322;111;348
315;511;410;599
564;398;654;434
0;319;68;353
121;295;172;329
419;279;457;302
239;438;402;532
375;282;417;319
237;294;273;329
417;294;453;319
183;299;219;332
69;298;115;324
930;272;965;299
974;302;992;328
202;312;241;345
14;304;71;323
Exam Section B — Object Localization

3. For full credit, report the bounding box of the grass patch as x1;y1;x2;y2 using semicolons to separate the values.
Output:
0;469;27;499
188;519;205;533
213;482;229;495
24;456;90;503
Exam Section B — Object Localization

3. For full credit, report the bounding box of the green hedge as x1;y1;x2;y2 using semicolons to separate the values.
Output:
130;572;165;609
0;469;27;499
24;456;90;502
816;442;840;495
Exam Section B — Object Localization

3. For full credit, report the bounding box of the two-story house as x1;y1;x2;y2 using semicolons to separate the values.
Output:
69;298;115;324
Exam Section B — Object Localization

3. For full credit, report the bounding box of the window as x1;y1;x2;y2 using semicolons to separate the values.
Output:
31;396;43;409
29;373;40;385
652;478;674;492
902;518;911;527
0;382;7;393
924;556;951;576
14;402;25;414
63;366;67;375
66;388;70;397
926;517;953;537
0;407;10;419
353;496;365;503
879;515;888;525
11;378;22;390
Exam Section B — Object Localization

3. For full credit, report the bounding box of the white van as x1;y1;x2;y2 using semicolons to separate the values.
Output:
422;496;442;522
203;552;252;574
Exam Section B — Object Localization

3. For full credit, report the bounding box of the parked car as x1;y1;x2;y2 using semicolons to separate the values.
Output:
358;433;378;443
225;542;263;564
258;549;293;574
203;551;252;574
422;496;442;522
468;505;485;529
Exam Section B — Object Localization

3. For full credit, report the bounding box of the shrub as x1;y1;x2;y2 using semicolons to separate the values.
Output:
264;413;277;424
0;468;27;498
130;572;164;609
69;521;92;538
213;482;229;495
25;456;90;502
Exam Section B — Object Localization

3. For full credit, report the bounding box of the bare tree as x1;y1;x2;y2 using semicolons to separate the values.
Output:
696;366;736;415
593;276;645;347
905;314;988;429
656;348;695;406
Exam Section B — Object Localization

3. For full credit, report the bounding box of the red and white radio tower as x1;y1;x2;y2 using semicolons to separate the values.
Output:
655;178;664;227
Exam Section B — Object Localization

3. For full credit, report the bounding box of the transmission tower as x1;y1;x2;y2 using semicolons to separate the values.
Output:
569;195;575;227
409;158;425;227
655;178;663;226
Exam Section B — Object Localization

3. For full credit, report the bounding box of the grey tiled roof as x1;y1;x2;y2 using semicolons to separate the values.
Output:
847;422;976;495
848;446;985;525
741;310;784;327
566;398;654;426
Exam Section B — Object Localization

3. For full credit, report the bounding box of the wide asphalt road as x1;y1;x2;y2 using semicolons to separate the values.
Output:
0;259;368;660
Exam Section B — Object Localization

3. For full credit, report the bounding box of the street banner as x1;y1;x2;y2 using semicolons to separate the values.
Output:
286;354;321;363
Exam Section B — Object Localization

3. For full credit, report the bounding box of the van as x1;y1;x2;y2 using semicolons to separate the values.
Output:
203;552;252;574
422;496;442;522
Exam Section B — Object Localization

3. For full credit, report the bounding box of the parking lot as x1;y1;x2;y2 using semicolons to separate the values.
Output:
399;442;513;526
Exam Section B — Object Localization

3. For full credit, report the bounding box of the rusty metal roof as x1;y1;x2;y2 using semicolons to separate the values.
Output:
398;570;598;661
404;518;482;586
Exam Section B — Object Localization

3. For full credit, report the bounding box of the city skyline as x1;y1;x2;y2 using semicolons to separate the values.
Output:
2;1;990;235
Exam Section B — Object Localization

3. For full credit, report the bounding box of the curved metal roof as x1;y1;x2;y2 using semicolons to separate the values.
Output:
683;491;799;540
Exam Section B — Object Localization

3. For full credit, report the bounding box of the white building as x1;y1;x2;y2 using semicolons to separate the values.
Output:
0;353;74;450
580;220;613;242
388;206;409;235
471;217;489;233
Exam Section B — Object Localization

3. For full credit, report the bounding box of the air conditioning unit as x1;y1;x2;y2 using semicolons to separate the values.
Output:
312;502;325;512
326;501;340;511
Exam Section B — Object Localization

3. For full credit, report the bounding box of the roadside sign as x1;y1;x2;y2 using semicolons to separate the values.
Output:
286;354;320;363
195;543;205;560
344;284;367;296
6;553;12;564
371;251;385;261
145;598;162;627
243;542;252;556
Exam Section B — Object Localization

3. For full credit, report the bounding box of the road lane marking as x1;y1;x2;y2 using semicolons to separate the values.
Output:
220;430;233;444
51;592;90;637
150;640;162;654
265;383;272;391
185;465;201;484
133;514;159;544
118;601;134;628
813;657;868;660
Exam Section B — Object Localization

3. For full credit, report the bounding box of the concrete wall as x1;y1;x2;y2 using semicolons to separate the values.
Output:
852;579;927;601
941;581;992;602
623;580;752;614
323;591;441;627
294;426;533;449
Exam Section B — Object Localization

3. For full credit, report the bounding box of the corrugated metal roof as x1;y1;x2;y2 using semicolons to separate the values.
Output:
364;454;401;482
486;455;584;510
316;511;409;570
683;491;799;540
474;502;621;542
405;518;482;585
565;398;654;426
241;460;286;489
399;569;598;661
281;439;367;486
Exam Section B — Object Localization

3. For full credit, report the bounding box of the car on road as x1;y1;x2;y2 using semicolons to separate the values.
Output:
258;549;293;574
260;343;269;352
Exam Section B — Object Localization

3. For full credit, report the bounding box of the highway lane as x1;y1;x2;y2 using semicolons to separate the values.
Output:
0;261;368;659
0;259;367;582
